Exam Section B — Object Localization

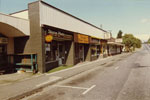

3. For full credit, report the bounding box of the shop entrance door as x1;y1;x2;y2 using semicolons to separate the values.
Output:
79;44;84;62
58;43;65;65
0;45;7;67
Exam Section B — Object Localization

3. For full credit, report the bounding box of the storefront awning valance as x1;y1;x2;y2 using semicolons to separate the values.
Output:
108;42;124;46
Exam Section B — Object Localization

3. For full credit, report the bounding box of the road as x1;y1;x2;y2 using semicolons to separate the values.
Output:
22;44;150;100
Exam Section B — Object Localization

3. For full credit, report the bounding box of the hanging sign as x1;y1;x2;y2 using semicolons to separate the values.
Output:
0;37;8;44
45;35;53;42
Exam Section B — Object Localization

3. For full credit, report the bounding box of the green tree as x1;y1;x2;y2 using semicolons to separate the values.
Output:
117;30;123;38
123;34;141;52
135;38;142;48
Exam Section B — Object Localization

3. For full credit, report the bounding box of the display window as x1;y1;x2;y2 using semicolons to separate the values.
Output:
45;41;57;62
91;45;97;56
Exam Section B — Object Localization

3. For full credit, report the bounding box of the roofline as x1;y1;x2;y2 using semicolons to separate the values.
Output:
42;24;106;40
9;9;28;15
40;1;107;32
0;12;29;21
107;42;124;46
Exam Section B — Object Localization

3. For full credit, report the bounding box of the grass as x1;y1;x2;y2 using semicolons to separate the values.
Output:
47;65;73;73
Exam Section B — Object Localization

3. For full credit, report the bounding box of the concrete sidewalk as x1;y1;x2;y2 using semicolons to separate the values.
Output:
0;53;132;100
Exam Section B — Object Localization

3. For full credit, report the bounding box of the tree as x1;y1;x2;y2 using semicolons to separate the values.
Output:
117;30;123;38
123;34;141;52
134;38;141;48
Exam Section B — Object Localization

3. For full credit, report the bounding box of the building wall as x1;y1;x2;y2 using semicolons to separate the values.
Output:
39;2;105;39
27;1;107;73
7;38;14;54
104;32;111;39
10;10;29;20
28;1;46;73
0;13;30;36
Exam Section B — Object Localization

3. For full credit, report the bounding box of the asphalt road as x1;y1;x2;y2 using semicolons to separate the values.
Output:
23;44;150;100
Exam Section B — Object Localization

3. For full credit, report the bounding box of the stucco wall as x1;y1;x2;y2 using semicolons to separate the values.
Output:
39;2;105;39
0;13;30;36
10;10;29;20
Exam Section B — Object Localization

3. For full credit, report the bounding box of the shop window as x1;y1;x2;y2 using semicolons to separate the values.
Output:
91;45;97;56
97;45;100;55
45;41;58;62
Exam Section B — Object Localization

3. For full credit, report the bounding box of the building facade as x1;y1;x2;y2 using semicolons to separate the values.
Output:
0;1;123;73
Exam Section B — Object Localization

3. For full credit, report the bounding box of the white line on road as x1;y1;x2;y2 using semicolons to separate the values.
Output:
54;85;96;95
54;85;88;90
82;85;96;95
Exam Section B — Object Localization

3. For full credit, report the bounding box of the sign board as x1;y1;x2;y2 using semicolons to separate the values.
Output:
0;37;8;44
75;34;89;44
48;30;72;41
90;38;100;44
115;38;123;43
45;35;53;42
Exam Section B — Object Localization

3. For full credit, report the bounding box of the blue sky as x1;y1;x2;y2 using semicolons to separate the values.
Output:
0;0;150;41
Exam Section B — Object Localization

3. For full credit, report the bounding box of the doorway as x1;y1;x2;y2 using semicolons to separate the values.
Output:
58;42;65;65
79;44;84;62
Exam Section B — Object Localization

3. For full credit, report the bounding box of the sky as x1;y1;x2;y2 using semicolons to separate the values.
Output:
0;0;150;41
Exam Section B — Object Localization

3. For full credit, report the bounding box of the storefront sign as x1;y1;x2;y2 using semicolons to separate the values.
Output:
75;34;89;44
90;38;100;44
45;35;53;42
48;30;73;41
0;37;8;44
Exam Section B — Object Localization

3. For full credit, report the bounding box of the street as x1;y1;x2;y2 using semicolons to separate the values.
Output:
22;44;150;100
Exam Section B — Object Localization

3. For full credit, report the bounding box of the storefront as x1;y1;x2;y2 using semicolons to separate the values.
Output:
100;39;108;58
43;26;73;71
0;0;108;73
107;38;124;56
74;33;90;64
90;37;101;61
107;42;123;55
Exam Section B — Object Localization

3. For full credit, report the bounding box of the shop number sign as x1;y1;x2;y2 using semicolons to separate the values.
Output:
45;35;53;42
78;34;89;44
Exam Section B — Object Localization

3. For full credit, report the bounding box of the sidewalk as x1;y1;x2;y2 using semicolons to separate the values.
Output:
0;53;132;100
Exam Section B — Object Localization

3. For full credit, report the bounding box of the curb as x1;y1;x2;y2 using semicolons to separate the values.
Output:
7;78;62;100
7;53;132;100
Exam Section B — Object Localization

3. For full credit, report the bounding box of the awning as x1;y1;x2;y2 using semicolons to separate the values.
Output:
107;42;124;46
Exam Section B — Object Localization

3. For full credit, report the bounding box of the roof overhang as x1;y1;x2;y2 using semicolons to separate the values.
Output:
0;13;30;37
108;42;124;46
